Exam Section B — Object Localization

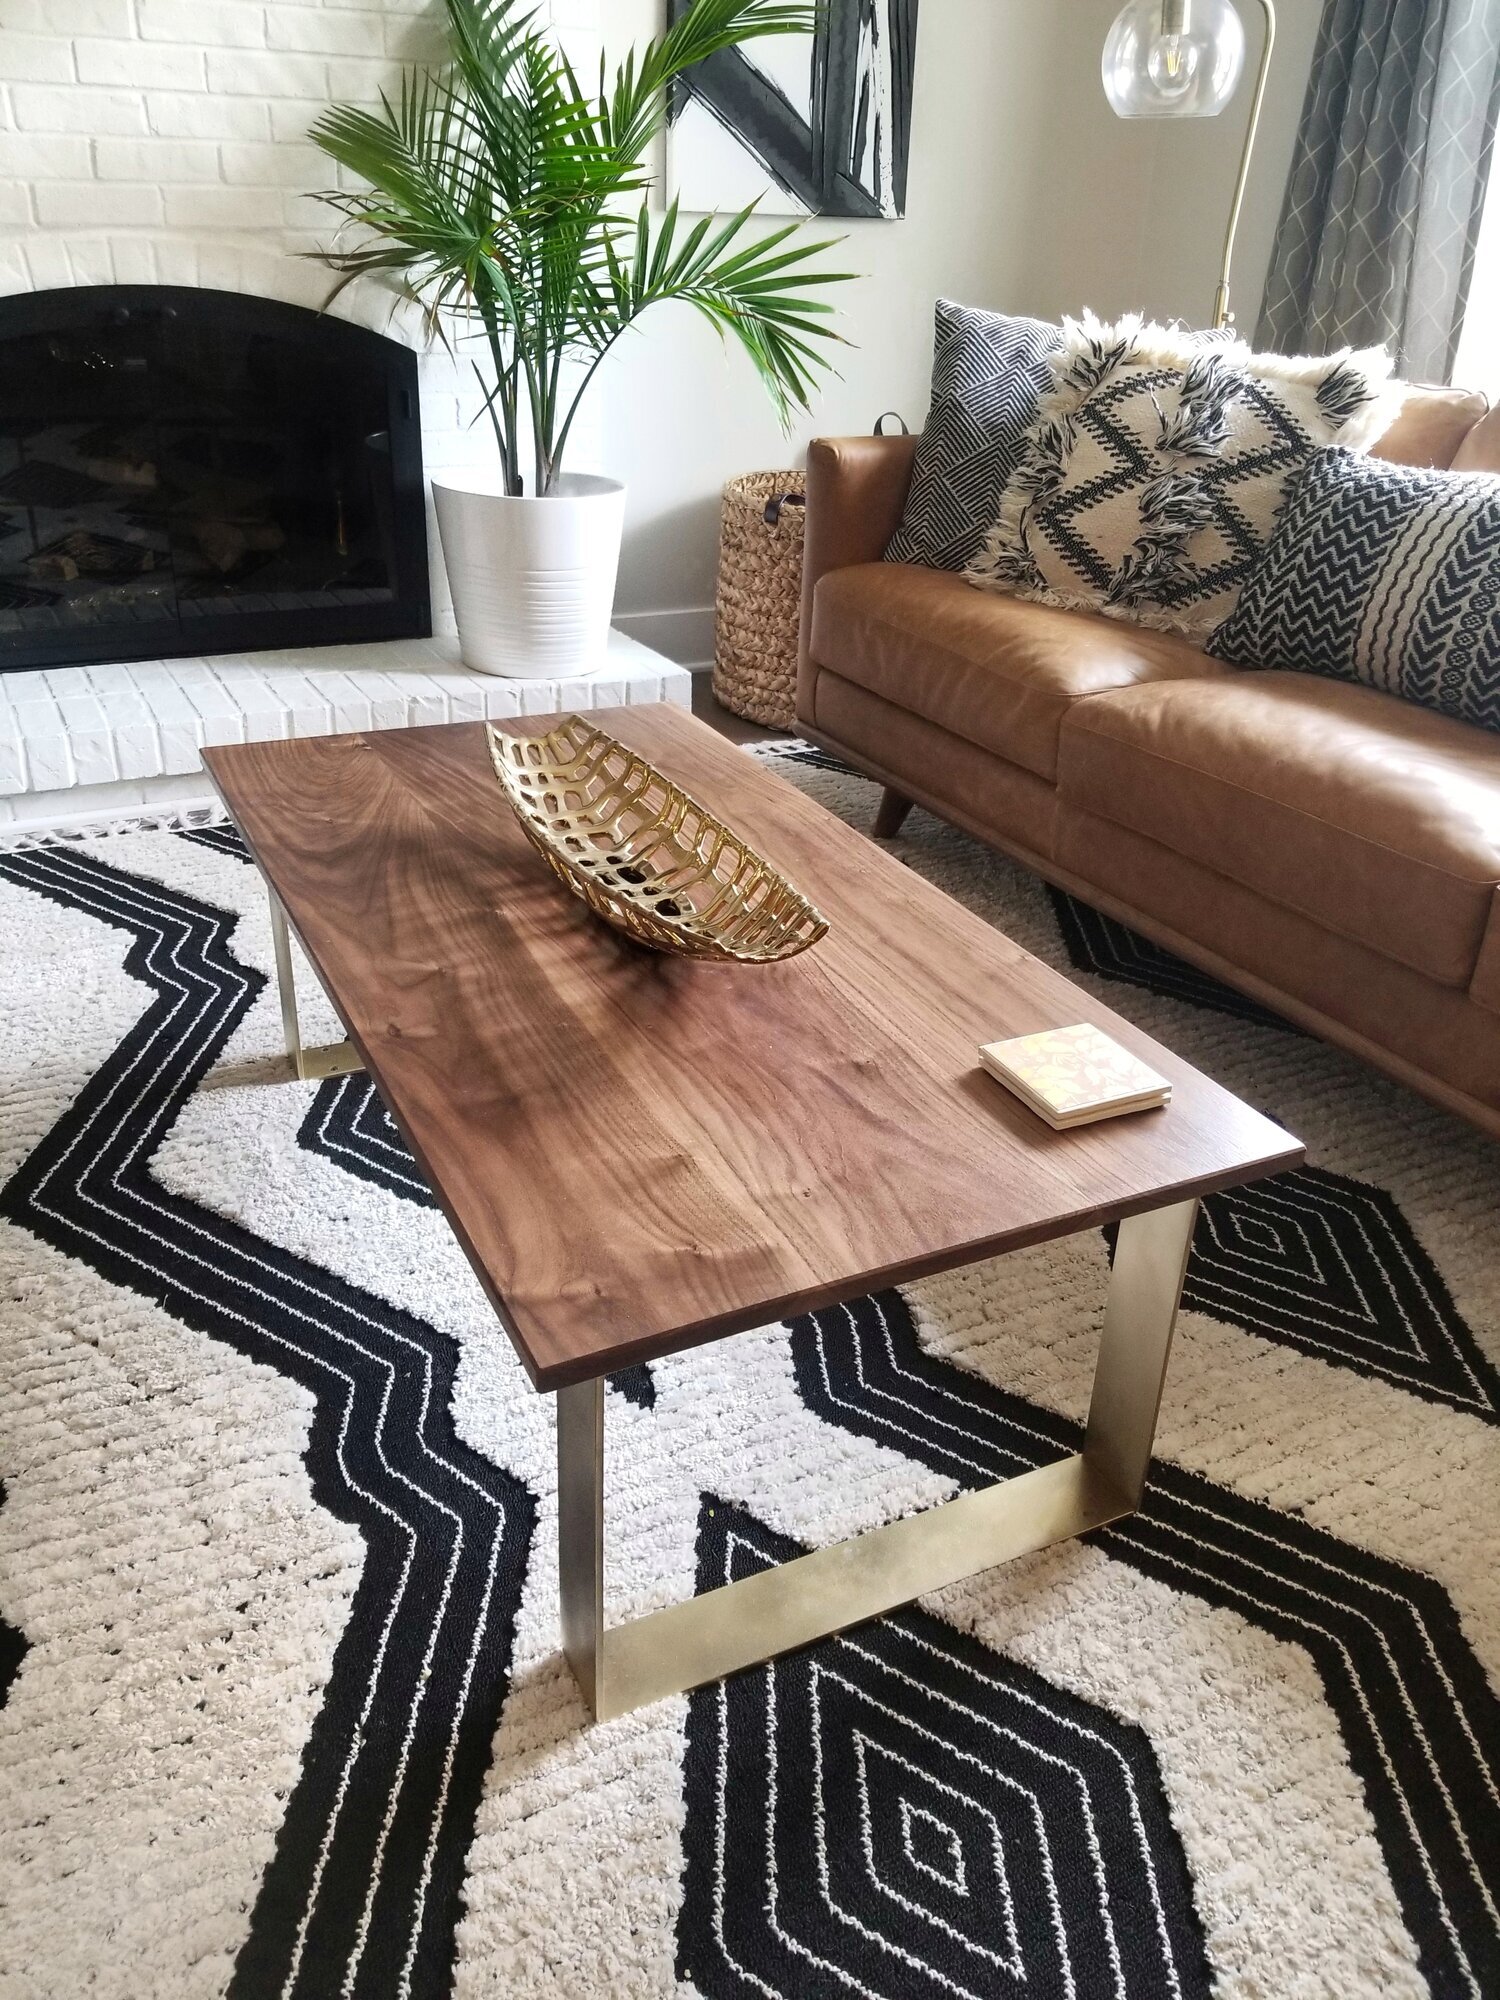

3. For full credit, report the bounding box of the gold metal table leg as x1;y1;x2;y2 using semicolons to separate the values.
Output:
557;1372;605;1715
266;887;363;1083
1084;1195;1201;1507
268;888;307;1075
556;1198;1198;1722
204;883;364;1090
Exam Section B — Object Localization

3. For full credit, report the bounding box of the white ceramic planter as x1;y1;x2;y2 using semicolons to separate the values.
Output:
432;472;626;679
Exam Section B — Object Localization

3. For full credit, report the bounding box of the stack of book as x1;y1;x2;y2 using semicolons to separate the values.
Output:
979;1021;1171;1131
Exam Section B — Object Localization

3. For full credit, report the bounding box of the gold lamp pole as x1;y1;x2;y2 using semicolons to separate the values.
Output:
1212;0;1276;328
1102;0;1277;331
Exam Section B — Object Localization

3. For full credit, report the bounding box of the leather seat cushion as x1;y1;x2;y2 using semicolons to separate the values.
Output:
806;668;1060;859
1059;673;1500;987
1056;808;1500;1117
809;563;1227;783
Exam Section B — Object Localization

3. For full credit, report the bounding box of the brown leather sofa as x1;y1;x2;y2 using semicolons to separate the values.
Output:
797;385;1500;1139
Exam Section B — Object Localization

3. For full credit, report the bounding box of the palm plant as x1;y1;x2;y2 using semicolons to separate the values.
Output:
309;0;855;498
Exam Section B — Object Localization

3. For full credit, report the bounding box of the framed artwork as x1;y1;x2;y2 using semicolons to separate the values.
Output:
667;0;920;220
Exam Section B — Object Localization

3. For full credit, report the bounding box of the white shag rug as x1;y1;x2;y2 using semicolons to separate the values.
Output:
0;744;1495;2000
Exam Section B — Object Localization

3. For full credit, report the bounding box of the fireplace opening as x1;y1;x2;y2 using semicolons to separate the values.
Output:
0;285;430;674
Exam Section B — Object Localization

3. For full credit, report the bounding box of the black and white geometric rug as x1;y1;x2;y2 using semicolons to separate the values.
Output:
0;744;1496;1999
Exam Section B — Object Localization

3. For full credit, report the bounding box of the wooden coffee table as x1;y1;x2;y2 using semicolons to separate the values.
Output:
204;705;1302;1721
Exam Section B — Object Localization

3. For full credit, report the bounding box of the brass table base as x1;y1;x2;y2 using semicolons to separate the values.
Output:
557;1196;1198;1721
268;890;363;1081
241;867;1197;1722
207;888;364;1087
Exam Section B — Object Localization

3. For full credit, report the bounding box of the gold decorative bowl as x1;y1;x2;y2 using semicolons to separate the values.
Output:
487;715;829;964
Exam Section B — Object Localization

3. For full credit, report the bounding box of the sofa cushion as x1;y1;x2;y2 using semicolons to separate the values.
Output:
810;562;1227;783
884;301;1059;573
1211;449;1500;734
965;312;1397;640
806;669;1061;861
1054;808;1500;1118
1058;673;1500;987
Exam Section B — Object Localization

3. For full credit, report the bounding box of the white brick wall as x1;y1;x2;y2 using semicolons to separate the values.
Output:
1;0;598;235
0;0;608;632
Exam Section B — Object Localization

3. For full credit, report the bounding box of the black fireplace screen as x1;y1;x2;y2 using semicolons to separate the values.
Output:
0;285;430;672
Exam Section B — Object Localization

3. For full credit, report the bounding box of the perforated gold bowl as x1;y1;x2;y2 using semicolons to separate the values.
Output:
487;715;829;963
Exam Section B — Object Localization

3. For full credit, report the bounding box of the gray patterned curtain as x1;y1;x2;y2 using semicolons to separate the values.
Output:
1258;0;1500;381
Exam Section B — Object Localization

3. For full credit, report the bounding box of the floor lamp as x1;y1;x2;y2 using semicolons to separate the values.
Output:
1102;0;1277;330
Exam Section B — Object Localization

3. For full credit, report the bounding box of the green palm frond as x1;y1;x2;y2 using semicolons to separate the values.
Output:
306;0;852;495
598;202;851;413
599;1;818;165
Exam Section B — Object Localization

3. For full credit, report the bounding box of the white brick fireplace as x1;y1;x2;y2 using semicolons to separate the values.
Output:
0;0;689;840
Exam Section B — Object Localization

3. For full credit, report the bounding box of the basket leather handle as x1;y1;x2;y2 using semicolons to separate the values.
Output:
763;491;806;527
874;410;910;436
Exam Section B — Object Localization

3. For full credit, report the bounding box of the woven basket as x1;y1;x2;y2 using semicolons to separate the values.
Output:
712;471;806;729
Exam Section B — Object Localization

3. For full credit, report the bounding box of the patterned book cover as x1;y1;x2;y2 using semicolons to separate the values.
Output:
979;1021;1171;1121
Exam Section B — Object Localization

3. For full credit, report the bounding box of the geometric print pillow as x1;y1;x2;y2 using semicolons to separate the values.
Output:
1211;448;1500;733
965;311;1398;641
884;300;1060;572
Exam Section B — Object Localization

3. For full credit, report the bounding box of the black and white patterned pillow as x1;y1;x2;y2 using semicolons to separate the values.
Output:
884;301;1059;572
965;312;1398;640
1211;449;1500;733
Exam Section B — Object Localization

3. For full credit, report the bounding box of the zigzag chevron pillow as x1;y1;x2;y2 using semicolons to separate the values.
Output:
1211;449;1500;733
965;313;1397;640
885;301;1059;572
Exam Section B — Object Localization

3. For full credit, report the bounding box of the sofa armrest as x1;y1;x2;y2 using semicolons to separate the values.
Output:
798;433;920;709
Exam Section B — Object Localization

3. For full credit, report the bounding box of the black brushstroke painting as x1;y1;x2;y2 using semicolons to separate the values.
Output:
669;0;920;219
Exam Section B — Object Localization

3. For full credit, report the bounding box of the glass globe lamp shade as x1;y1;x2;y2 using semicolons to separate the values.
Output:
1102;0;1246;118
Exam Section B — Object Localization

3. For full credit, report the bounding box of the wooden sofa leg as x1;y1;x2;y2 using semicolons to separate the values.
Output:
873;787;914;839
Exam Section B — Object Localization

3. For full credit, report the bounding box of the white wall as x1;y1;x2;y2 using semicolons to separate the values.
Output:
595;0;1320;643
1131;0;1323;331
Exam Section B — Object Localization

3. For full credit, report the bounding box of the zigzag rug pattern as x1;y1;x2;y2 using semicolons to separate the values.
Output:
0;752;1497;1996
252;790;1498;1984
0;845;536;2000
1178;1168;1499;1420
